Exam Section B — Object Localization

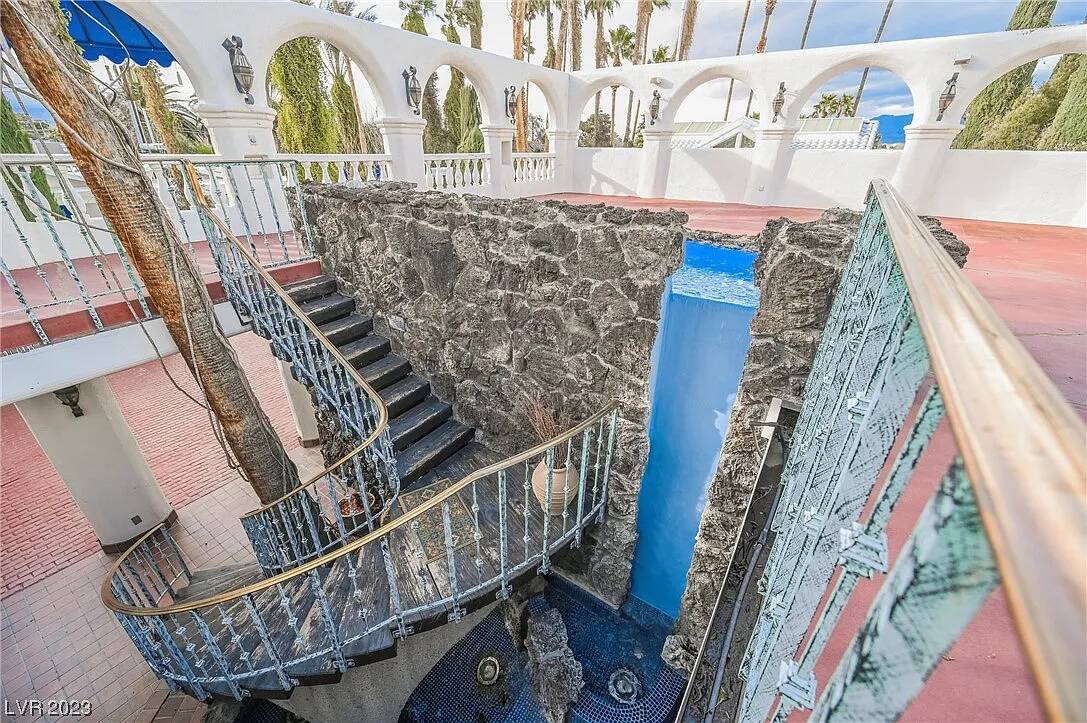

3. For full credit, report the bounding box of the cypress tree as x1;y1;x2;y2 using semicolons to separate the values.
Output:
268;36;335;153
953;0;1056;148
0;95;60;221
1037;53;1087;150
979;54;1081;149
330;73;360;153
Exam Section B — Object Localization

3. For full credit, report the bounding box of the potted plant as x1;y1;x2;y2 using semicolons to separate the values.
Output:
523;395;579;517
338;490;380;536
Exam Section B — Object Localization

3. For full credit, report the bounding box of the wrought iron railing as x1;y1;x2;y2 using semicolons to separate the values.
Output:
422;153;490;191
0;152;393;350
688;181;1085;723
101;403;620;699
182;164;400;548
512;153;556;183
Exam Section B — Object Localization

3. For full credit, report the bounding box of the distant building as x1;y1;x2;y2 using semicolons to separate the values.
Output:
672;116;882;150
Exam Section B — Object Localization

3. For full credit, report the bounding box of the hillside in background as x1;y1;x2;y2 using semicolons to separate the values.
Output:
873;114;912;144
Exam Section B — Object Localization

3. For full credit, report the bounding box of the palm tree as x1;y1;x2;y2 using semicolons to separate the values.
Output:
608;24;634;146
634;0;670;64
570;0;583;71
586;0;616;145
855;0;895;115
723;0;752;120
799;0;818;48
746;0;777;117
400;0;436;34
541;0;557;68
675;0;698;60
513;0;528;150
650;43;671;63
554;0;571;70
813;92;838;117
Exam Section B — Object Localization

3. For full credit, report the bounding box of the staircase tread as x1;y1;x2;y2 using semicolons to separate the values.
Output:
338;334;391;367
298;294;354;324
397;420;475;485
380;375;430;411
175;562;265;602
317;315;373;345
284;275;337;303
358;354;411;390
388;397;453;451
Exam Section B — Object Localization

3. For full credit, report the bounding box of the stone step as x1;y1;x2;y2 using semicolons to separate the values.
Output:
284;275;338;304
298;293;355;326
388;397;453;452
358;354;412;391
380;375;431;418
318;314;373;347
338;334;391;369
397;420;475;485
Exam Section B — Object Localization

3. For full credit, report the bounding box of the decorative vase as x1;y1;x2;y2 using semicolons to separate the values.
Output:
531;458;580;517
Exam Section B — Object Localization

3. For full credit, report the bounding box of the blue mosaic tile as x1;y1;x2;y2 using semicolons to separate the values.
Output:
400;576;684;723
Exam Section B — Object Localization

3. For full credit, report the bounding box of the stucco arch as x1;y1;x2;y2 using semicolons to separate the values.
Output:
787;55;919;125
571;76;652;145
662;67;762;127
413;54;500;126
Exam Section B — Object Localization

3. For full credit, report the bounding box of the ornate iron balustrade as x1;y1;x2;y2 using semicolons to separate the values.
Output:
101;404;620;700
0;153;394;350
714;181;1086;723
512;153;556;183
183;165;400;552
422;153;490;191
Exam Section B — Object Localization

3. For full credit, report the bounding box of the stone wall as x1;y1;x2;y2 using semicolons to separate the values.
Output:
299;183;686;605
661;209;968;676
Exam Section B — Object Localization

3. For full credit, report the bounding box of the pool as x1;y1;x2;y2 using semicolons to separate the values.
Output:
629;241;758;619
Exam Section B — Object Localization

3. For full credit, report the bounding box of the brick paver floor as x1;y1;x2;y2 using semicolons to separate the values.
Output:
1;332;302;599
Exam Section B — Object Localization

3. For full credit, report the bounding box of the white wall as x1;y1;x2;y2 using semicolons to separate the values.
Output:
927;150;1087;227
663;149;755;203
576;148;641;197
779;150;902;210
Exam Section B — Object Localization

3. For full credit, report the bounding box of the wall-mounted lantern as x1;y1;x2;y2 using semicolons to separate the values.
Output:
648;90;661;125
771;82;786;123
222;36;254;105
403;67;422;115
54;385;84;418
504;85;518;125
937;72;959;122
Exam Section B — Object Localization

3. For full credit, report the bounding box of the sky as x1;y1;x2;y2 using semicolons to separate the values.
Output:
5;1;1084;132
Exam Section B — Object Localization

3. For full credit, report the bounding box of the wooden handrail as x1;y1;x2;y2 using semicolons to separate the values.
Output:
873;180;1086;722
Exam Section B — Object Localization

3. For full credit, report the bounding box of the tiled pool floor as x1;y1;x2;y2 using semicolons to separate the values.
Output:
400;576;684;723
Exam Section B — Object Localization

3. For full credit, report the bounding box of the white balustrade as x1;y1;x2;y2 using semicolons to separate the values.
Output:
512;153;556;184
279;154;394;185
422;154;490;191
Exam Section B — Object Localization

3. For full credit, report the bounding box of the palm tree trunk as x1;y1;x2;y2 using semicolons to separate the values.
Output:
676;0;698;60
856;0;895;114
724;0;753;121
610;85;618;146
513;0;528;152
570;0;582;71
799;0;818;49
554;0;570;70
632;99;642;144
746;0;776;117
2;0;300;505
346;62;370;153
634;0;651;66
623;87;634;145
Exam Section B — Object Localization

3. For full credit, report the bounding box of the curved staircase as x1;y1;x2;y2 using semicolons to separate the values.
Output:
102;166;622;703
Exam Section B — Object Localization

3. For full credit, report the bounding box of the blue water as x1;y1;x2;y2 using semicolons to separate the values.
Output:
628;241;758;620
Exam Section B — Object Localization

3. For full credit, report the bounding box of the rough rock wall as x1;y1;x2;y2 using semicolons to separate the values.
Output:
299;183;686;605
662;209;968;674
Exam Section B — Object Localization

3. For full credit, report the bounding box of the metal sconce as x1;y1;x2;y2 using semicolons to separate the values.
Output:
937;72;959;121
648;90;661;126
403;67;422;115
222;36;254;105
54;385;84;418
771;82;786;123
504;85;518;125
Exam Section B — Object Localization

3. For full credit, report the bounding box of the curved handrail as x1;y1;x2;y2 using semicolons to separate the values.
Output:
181;163;397;537
101;401;619;617
873;180;1086;722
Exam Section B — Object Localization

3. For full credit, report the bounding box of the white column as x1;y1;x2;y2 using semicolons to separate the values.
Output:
891;125;961;212
378;117;427;187
636;129;674;198
549;129;579;194
479;123;515;197
197;103;278;157
15;378;173;552
277;360;319;448
744;126;799;206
